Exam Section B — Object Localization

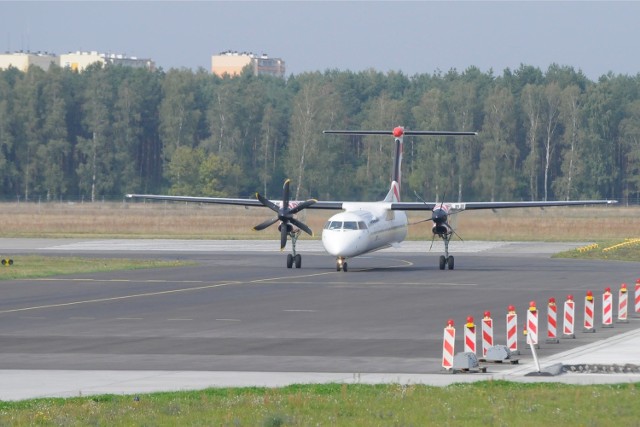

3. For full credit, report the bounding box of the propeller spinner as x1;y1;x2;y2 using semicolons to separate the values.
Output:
253;179;316;250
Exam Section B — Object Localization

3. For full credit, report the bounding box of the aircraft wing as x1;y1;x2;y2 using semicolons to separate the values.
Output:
126;194;346;210
391;199;617;213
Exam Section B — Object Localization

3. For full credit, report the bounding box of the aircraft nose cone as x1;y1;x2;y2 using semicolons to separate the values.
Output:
322;230;360;257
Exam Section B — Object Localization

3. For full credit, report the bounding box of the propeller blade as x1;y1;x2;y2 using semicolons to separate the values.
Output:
280;225;288;250
282;179;291;210
288;199;317;215
290;218;313;236
253;217;279;231
256;192;279;213
429;234;436;251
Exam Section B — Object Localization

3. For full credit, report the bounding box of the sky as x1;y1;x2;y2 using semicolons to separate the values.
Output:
2;1;640;81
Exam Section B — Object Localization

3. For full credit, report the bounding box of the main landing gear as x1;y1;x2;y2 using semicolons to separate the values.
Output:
286;229;302;269
437;231;455;270
336;257;348;272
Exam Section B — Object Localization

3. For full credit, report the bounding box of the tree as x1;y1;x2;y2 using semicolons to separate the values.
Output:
478;85;517;201
619;100;640;204
553;85;584;200
541;82;563;200
521;84;543;200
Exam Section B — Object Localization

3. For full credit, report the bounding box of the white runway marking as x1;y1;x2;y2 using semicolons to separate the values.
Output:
33;239;585;255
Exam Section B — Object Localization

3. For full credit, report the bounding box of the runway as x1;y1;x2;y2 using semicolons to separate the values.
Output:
0;238;638;399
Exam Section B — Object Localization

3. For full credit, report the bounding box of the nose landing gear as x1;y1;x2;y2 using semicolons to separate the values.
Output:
437;232;454;270
286;230;302;268
336;257;348;272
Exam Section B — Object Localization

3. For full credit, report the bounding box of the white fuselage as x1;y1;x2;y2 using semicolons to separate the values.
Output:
321;202;408;258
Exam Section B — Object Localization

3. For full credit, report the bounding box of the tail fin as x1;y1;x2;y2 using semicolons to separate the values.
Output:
323;127;476;204
384;127;404;202
384;181;401;203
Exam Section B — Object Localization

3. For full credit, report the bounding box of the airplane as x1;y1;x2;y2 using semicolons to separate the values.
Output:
127;126;617;272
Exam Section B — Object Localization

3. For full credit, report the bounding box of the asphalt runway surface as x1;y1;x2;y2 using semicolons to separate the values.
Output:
0;239;638;375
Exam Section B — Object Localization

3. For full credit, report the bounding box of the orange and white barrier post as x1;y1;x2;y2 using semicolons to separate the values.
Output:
635;279;640;318
583;290;596;333
506;305;519;355
618;283;629;323
602;287;614;328
464;316;476;355
481;311;494;357
562;294;576;339
526;301;539;349
442;319;456;370
546;297;559;344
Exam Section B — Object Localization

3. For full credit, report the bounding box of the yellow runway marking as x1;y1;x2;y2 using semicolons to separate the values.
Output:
0;281;241;314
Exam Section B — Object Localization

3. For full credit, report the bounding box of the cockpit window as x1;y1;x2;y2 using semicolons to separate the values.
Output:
343;221;358;230
324;220;367;230
324;221;343;230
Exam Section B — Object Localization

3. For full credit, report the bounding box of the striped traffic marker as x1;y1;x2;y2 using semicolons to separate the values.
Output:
526;301;539;349
442;319;456;370
634;279;640;318
506;305;519;354
617;283;628;323
546;297;559;344
602;287;613;328
464;316;476;355
583;290;596;333
481;311;494;357
563;294;576;339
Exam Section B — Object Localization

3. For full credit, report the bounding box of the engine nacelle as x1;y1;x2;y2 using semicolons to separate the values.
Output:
278;222;295;233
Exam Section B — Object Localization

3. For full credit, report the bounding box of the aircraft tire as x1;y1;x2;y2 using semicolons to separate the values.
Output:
448;256;454;270
343;262;348;272
287;254;293;269
294;254;301;268
439;255;446;270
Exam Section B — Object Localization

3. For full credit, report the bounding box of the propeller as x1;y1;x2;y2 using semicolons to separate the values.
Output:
253;179;316;250
411;191;463;248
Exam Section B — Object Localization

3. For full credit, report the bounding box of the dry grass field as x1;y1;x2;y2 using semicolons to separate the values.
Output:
0;200;637;241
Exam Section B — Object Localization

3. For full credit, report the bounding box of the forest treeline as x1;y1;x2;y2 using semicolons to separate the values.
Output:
0;62;638;204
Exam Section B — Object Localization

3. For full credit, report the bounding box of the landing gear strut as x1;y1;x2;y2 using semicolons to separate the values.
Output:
336;257;348;272
437;232;454;270
286;230;302;268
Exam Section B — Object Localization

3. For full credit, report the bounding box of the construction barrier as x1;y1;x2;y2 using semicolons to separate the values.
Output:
563;294;576;339
584;290;596;333
442;319;456;370
481;311;493;357
618;283;629;323
464;316;476;355
546;297;559;344
634;279;640;317
526;301;539;349
506;305;518;354
602;287;613;328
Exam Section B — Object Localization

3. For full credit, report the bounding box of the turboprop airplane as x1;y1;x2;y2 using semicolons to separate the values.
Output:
126;126;616;272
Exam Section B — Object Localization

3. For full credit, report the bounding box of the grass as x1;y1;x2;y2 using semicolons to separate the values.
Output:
0;381;638;426
0;200;637;241
554;239;640;262
0;201;638;420
0;255;192;280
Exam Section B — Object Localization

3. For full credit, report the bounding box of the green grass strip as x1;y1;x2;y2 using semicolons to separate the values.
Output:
0;255;192;280
0;382;638;426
